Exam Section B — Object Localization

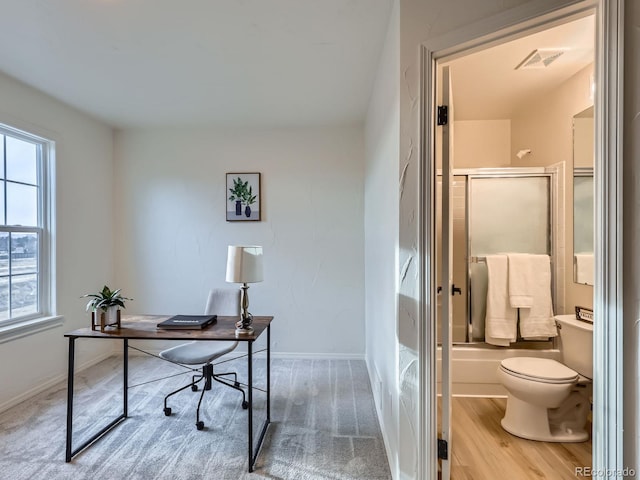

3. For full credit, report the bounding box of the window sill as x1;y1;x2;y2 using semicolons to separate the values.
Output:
0;315;64;344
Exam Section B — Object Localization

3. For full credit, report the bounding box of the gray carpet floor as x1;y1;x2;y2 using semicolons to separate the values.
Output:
0;353;391;480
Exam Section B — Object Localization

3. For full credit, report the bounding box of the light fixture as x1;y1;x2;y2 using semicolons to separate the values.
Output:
515;48;566;70
225;245;264;335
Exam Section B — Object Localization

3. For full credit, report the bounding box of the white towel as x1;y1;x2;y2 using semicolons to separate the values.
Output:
484;254;517;345
507;254;557;339
507;253;536;308
575;253;594;285
520;306;557;339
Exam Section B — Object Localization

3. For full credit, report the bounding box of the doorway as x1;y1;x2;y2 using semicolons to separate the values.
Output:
435;13;595;479
418;2;625;479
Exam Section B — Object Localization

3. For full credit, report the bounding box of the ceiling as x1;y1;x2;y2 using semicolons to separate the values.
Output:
0;4;594;129
444;14;595;120
0;0;393;129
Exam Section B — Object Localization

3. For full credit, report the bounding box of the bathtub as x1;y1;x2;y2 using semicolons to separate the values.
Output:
436;344;560;397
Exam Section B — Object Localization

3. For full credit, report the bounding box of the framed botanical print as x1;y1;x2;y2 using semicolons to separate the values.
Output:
226;172;261;221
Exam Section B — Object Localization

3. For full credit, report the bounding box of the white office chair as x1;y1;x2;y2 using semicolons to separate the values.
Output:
159;288;248;430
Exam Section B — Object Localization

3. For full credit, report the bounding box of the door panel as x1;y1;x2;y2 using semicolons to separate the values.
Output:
438;65;454;480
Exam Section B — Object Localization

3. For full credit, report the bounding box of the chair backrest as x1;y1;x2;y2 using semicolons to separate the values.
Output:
204;288;241;316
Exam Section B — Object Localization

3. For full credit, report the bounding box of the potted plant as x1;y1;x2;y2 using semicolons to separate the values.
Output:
82;285;132;330
228;177;249;216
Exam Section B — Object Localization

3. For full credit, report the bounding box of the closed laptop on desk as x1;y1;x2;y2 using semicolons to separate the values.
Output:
157;315;217;330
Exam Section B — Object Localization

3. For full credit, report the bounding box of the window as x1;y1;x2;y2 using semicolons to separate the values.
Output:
0;124;53;330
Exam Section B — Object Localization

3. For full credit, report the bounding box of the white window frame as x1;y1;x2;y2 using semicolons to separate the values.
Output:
0;123;60;342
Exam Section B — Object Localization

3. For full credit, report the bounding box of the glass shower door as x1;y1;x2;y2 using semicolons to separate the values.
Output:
436;175;468;344
468;175;551;340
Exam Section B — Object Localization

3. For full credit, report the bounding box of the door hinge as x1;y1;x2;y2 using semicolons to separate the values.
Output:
437;438;448;459
437;285;462;295
437;105;448;126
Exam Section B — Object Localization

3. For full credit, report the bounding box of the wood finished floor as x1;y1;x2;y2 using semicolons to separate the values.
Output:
445;397;592;480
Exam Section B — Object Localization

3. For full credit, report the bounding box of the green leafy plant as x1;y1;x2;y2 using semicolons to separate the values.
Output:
228;177;249;203
82;285;132;312
228;177;257;206
241;185;257;206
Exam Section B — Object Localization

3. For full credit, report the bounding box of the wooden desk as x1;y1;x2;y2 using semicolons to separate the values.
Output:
64;314;273;472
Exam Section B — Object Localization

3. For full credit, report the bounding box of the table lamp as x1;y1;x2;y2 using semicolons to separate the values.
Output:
225;245;264;335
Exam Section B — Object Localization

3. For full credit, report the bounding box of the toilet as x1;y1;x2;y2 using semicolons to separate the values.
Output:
497;314;593;442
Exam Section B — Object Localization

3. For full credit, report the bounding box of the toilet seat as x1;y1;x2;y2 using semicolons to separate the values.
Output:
500;357;579;384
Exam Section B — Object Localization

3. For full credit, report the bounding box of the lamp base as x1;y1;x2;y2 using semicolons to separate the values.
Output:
235;326;254;336
235;314;254;336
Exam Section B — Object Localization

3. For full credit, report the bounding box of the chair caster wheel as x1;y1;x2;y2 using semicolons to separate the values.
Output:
196;421;204;430
242;401;249;410
191;385;198;392
164;407;172;416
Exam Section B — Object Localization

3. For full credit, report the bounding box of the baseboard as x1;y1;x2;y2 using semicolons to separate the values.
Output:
365;357;397;480
0;351;115;414
365;358;383;415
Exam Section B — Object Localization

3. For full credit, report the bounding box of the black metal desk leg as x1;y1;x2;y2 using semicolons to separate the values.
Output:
64;337;128;462
65;336;76;462
248;340;254;472
247;330;271;472
124;339;128;417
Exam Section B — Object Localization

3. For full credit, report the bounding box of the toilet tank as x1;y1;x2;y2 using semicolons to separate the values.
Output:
555;314;593;379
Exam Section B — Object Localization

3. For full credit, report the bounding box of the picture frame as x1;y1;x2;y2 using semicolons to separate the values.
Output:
226;172;261;221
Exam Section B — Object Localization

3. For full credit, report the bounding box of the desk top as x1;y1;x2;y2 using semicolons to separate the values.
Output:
64;314;273;341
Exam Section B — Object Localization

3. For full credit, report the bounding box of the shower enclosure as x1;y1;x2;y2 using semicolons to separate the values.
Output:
437;167;558;346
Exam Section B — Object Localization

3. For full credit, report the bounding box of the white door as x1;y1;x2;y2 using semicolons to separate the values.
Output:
438;65;454;480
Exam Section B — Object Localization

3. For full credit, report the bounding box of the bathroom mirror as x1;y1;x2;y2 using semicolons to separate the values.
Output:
573;106;594;285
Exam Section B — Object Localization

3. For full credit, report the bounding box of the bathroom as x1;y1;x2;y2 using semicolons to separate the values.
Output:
435;12;595;478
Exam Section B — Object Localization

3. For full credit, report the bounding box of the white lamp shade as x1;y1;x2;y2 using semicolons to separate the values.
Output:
225;246;264;283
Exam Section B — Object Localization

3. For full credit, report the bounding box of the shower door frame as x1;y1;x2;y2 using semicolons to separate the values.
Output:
436;167;560;345
463;167;559;345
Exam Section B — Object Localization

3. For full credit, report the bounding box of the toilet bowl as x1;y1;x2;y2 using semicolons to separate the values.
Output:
498;315;593;442
498;357;590;442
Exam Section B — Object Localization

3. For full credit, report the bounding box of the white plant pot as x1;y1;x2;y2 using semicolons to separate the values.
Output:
92;306;120;327
105;306;119;325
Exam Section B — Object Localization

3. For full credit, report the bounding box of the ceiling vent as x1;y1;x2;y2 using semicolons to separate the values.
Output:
515;49;566;70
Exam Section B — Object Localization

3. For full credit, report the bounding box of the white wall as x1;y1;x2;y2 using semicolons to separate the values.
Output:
0;72;115;411
364;0;400;474
623;0;640;472
114;126;365;356
511;65;593;167
454;120;511;167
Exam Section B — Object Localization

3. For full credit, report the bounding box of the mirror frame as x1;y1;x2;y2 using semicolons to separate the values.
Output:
573;167;594;285
572;105;594;285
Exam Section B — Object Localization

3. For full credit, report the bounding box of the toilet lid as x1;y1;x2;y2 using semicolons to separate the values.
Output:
500;357;579;383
